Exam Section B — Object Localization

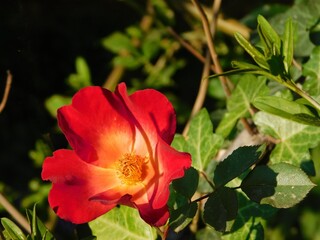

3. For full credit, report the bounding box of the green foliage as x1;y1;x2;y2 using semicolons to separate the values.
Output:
216;74;269;137
89;206;157;240
241;163;315;208
172;109;223;172
254;112;320;165
213;146;261;188
303;46;320;96
1;218;27;240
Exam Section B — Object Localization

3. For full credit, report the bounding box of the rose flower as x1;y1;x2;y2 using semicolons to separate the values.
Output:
41;83;191;226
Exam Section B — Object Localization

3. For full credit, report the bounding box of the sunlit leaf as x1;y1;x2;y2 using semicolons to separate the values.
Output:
253;96;320;126
241;163;315;208
101;32;137;54
257;15;281;57
213;146;261;188
203;187;238;232
1;218;26;240
186;109;223;172
196;227;221;240
254;112;320;165
282;18;294;72
89;206;157;240
303;46;320;96
234;32;269;70
216;74;269;137
169;202;198;233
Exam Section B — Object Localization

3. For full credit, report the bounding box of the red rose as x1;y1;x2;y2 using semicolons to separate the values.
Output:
41;83;191;226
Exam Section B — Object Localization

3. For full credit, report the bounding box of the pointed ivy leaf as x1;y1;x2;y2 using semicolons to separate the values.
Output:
172;167;199;199
302;46;320;96
171;134;187;152
203;187;238;232
234;32;269;70
253;96;320;126
186;108;223;171
241;163;315;208
216;74;269;137
169;202;198;233
213;146;261;188
254;112;320;166
88;206;157;240
1;218;26;240
26;204;54;240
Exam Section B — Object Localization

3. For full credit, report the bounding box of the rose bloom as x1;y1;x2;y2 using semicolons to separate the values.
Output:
41;83;191;226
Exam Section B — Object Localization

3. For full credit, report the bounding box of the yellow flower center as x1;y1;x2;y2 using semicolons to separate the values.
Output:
116;153;147;185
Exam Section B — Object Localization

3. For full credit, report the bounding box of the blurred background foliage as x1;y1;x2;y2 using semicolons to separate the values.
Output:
1;0;320;239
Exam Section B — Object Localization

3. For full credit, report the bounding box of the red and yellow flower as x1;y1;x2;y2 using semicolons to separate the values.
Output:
42;83;191;226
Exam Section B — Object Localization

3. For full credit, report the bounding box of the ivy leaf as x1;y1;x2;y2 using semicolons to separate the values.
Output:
184;108;223;172
88;206;157;240
241;163;315;208
203;187;238;232
213;146;261;188
254;112;320;166
1;218;26;240
216;74;269;137
303;46;320;96
169;202;198;233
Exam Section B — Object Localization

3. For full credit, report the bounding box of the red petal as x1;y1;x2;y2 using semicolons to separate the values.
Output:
42;149;121;223
116;83;176;144
148;139;192;209
58;86;135;167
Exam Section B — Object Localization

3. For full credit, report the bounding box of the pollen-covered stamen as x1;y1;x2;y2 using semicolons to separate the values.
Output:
116;153;147;185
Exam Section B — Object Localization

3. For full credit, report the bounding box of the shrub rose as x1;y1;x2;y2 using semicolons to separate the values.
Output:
41;83;191;226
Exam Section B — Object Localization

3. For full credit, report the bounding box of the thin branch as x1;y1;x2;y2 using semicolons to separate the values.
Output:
191;0;232;96
0;193;31;233
0;71;12;113
167;27;217;73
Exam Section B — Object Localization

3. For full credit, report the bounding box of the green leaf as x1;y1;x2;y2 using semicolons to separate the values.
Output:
88;206;157;240
186;109;223;172
151;0;175;25
172;167;199;199
241;163;315;208
257;15;281;56
282;18;294;72
222;193;276;240
253;96;320;126
303;46;320;96
254;112;320;166
101;32;136;54
171;134;187;152
1;218;26;240
216;74;269;137
26;204;54;240
169;202;198;233
234;32;269;70
213;146;261;188
113;55;143;69
203;187;238;232
45;95;71;118
196;227;221;240
67;57;92;90
270;0;319;57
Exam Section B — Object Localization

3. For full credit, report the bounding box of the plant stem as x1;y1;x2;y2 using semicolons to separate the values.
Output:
0;71;12;113
0;193;31;233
